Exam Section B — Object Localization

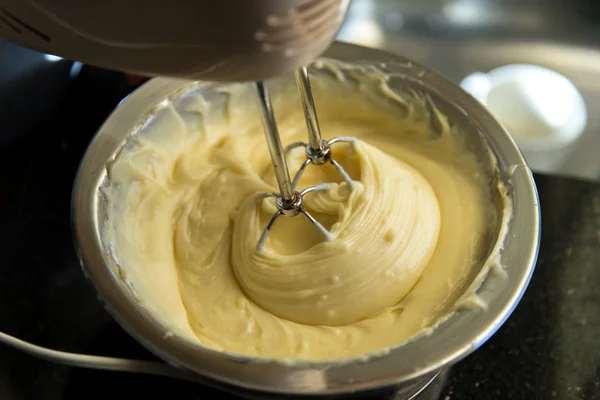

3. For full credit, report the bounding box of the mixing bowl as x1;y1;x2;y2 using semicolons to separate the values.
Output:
72;42;540;398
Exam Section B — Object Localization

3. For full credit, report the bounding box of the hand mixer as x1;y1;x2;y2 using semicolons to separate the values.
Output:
0;0;361;373
1;0;356;252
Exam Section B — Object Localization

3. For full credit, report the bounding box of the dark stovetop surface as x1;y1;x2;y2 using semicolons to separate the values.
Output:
0;42;599;400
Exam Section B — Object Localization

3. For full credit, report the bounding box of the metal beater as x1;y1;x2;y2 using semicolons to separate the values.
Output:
254;66;357;252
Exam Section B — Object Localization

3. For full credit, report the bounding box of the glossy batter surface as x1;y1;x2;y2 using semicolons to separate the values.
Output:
105;63;502;360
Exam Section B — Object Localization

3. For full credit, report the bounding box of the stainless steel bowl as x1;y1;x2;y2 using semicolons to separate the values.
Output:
72;42;540;398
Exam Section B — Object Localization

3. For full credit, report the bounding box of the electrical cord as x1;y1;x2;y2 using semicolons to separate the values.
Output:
0;329;184;379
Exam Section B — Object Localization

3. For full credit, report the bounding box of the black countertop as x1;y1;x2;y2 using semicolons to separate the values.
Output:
0;43;599;400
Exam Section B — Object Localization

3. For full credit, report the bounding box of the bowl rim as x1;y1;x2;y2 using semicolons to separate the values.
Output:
72;41;540;395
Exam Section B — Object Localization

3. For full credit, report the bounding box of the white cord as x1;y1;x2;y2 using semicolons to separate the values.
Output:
0;329;185;379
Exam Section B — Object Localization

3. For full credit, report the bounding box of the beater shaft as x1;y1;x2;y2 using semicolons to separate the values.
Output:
294;66;325;151
255;81;295;202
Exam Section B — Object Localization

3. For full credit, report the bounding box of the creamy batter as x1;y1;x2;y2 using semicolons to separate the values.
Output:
104;61;506;361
